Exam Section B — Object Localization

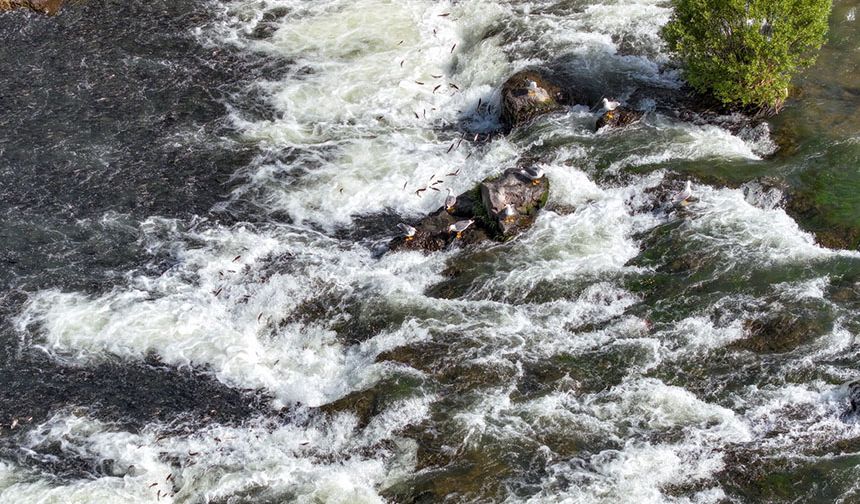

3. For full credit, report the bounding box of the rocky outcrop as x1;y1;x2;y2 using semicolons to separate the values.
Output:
0;0;64;14
390;168;549;252
500;70;568;130
728;307;833;354
595;107;643;131
480;168;549;237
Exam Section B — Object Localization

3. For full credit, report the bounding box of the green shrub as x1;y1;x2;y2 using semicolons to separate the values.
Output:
662;0;832;113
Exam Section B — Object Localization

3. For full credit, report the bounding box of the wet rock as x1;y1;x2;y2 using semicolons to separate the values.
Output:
480;168;550;237
317;375;423;429
317;387;380;429
500;70;567;130
595;106;643;131
782;189;860;250
389;169;549;252
846;380;860;418
0;0;64;14
388;203;490;253
730;312;831;354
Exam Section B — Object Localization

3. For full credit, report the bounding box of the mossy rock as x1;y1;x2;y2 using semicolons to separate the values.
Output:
479;167;549;238
500;70;568;130
729;309;833;354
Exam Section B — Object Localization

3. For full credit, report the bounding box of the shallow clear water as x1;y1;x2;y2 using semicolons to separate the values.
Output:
3;0;860;502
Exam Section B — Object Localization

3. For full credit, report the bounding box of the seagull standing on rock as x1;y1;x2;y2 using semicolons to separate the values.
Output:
499;204;517;223
602;97;620;111
448;219;474;239
519;166;545;185
397;223;417;241
672;180;694;207
445;188;457;213
527;80;550;102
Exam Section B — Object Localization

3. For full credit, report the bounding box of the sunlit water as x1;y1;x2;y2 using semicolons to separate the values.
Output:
3;0;860;502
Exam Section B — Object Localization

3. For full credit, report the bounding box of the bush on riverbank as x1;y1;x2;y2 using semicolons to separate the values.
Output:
662;0;832;114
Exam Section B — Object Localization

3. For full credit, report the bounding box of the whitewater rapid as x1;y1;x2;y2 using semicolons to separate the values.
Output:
6;0;860;502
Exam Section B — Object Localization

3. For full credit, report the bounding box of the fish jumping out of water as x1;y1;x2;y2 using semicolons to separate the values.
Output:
519;166;545;185
448;219;474;239
397;223;417;241
672;180;693;207
445;188;457;212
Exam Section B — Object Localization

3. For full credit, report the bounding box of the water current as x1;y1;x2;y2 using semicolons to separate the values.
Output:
2;0;860;502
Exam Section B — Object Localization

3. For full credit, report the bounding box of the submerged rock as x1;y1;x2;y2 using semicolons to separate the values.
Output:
730;311;832;354
595;106;643;131
500;70;567;130
389;168;550;252
0;0;64;14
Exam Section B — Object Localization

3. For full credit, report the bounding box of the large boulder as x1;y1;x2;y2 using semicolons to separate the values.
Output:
0;0;64;14
390;168;550;252
500;70;567;130
480;168;549;237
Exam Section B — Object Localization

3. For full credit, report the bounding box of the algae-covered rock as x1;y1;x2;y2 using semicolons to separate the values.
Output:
480;168;549;237
595;106;643;131
730;310;832;354
500;70;567;129
0;0;64;14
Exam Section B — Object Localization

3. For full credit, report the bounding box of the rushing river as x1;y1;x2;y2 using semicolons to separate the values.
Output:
2;0;860;502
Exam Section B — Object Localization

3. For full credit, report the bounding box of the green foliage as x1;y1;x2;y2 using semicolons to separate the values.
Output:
662;0;832;112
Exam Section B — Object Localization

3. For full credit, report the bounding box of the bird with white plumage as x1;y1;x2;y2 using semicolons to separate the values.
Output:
445;188;457;213
448;219;474;239
397;223;417;240
672;180;694;206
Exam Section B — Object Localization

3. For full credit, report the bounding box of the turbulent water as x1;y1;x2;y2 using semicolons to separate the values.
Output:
3;0;860;502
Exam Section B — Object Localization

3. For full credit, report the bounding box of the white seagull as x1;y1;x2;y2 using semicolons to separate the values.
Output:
445;188;457;212
499;204;517;223
448;219;475;238
527;80;550;101
397;223;417;240
519;166;545;185
602;97;620;111
672;180;693;206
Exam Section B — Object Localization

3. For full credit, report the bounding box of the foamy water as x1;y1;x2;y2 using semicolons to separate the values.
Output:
8;0;860;502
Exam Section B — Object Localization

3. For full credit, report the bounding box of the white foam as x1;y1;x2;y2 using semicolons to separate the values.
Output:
687;185;853;265
0;400;429;503
608;120;762;172
16;221;448;408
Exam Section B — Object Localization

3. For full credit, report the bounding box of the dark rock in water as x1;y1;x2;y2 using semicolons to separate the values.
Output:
390;168;549;252
730;312;831;354
0;0;64;14
500;70;567;130
317;387;380;429
595;107;643;131
846;380;860;418
480;168;549;237
782;189;860;250
389;197;490;253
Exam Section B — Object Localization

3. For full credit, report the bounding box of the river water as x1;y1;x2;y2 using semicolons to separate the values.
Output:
2;0;860;502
